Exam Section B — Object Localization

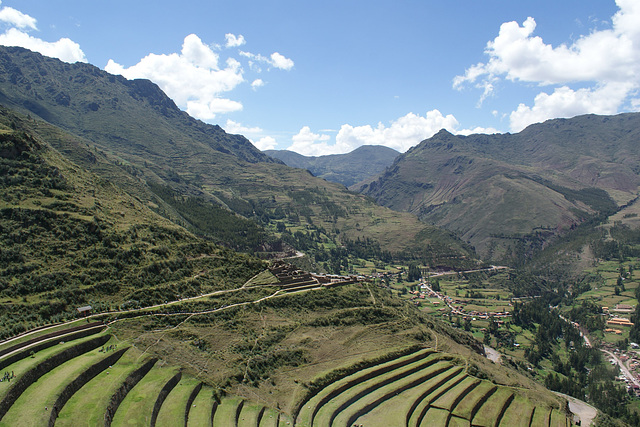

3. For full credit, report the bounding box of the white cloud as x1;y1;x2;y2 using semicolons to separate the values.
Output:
510;83;632;131
0;3;85;63
251;78;264;90
239;50;294;71
455;0;640;131
0;6;37;29
253;136;277;150
223;119;263;135
286;110;495;156
225;33;245;48
270;52;294;70
286;126;331;156
0;27;86;63
222;119;277;150
105;34;245;120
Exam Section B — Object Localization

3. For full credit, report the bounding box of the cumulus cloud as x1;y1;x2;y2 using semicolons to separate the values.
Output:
270;52;294;70
455;0;640;131
222;119;278;150
0;27;86;63
106;34;245;120
510;83;632;131
223;119;263;135
0;5;37;29
0;3;85;63
286;110;495;156
239;50;294;71
251;78;264;90
105;33;294;121
253;136;277;150
225;33;245;48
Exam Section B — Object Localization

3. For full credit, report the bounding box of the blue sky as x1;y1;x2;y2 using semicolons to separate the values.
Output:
0;0;637;155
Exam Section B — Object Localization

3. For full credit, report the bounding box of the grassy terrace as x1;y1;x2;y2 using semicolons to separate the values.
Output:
333;360;455;426
155;376;201;425
111;364;179;425
1;339;110;426
0;312;574;426
186;385;216;427
55;348;146;427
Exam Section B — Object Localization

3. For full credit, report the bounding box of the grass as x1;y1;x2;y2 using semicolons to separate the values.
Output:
111;364;179;426
55;347;145;427
155;376;201;426
0;342;108;426
238;403;266;426
259;408;280;427
499;394;535;427
549;408;569;427
212;397;243;426
353;363;457;426
450;381;496;420
530;407;552;427
421;407;450;425
471;387;513;427
186;385;215;427
448;415;471;427
408;371;466;427
296;348;433;426
430;376;480;411
334;360;454;426
313;352;442;426
0;333;109;403
0;319;88;353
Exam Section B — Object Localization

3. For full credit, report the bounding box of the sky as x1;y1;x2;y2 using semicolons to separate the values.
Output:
0;0;638;156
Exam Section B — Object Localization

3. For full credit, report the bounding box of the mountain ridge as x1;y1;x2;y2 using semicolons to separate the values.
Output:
357;113;640;260
265;145;399;187
0;45;476;269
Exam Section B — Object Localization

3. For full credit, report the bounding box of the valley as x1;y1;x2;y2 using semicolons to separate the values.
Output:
1;44;640;426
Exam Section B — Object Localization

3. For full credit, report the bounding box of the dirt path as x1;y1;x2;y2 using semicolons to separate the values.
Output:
554;392;597;426
483;345;501;364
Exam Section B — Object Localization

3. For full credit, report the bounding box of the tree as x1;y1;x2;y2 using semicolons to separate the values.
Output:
407;263;421;282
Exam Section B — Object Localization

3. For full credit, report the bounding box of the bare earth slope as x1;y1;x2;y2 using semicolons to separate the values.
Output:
357;114;640;259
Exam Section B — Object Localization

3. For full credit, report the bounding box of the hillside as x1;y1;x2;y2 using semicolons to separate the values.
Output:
264;145;399;187
0;106;264;338
0;107;575;424
0;46;475;270
356;115;640;261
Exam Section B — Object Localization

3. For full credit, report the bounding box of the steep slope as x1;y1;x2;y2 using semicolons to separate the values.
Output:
0;46;475;268
0;106;264;338
265;145;399;187
357;115;640;260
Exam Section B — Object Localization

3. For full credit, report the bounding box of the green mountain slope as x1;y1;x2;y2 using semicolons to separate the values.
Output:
0;46;475;268
264;145;399;187
0;106;264;338
357;115;640;261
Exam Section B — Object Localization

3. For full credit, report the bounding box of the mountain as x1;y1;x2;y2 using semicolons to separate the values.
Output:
0;106;264;334
0;46;475;269
356;114;640;261
264;145;399;187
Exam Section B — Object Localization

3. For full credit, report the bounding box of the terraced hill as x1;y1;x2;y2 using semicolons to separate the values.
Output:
296;347;572;427
0;323;573;426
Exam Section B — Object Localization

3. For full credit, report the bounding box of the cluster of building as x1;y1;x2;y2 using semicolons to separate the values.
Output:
603;304;635;334
607;346;640;394
409;282;511;321
269;262;364;289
